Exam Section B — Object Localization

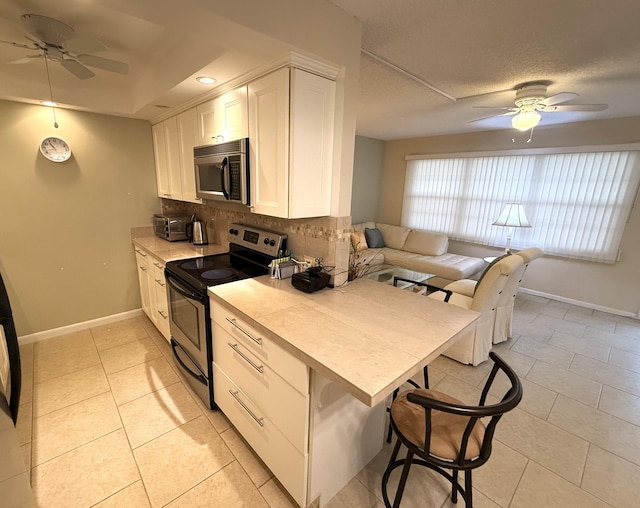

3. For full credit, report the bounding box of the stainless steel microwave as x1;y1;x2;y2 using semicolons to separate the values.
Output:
194;138;249;205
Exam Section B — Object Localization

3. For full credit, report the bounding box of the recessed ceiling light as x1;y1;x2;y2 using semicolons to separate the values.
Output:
196;76;216;85
41;101;58;107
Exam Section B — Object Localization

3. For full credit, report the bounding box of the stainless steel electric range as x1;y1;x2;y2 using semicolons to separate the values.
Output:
164;223;287;409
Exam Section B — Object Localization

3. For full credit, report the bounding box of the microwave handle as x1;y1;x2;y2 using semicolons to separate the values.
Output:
220;157;230;200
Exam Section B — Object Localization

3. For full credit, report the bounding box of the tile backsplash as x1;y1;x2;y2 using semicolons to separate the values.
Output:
161;199;351;285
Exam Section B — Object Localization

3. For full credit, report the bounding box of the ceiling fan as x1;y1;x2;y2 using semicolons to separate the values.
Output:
0;13;128;79
470;82;608;131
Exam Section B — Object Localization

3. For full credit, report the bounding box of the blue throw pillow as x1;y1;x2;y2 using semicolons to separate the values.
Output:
364;227;385;248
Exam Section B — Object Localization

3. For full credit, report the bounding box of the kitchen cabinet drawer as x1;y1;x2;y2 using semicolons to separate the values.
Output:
213;364;308;507
210;301;308;394
212;322;308;452
151;260;170;340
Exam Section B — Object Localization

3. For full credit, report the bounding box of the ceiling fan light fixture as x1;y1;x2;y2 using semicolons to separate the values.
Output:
511;110;541;131
196;76;216;85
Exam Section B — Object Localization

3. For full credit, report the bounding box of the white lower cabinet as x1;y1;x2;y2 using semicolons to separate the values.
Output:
150;259;170;340
135;249;153;318
134;247;170;341
210;300;309;506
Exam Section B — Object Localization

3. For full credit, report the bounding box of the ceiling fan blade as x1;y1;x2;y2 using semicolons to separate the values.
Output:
472;106;518;111
21;14;74;46
547;103;608;112
61;59;95;79
64;36;106;55
77;54;128;74
540;92;579;106
469;111;519;123
0;39;36;50
8;54;42;64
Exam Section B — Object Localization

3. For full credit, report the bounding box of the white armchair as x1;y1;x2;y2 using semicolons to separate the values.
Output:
428;254;524;365
445;248;543;344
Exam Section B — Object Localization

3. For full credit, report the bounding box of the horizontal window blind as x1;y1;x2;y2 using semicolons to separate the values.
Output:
401;150;640;263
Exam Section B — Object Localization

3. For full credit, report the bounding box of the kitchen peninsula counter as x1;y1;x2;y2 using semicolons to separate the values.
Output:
209;276;479;407
209;276;479;506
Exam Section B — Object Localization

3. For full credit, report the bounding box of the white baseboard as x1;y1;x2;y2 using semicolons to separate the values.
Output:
519;288;638;319
18;309;145;345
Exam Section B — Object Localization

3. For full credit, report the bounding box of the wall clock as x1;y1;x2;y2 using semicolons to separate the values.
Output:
40;136;72;162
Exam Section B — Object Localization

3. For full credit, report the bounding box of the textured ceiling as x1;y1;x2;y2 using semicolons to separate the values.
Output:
330;0;640;139
1;0;639;140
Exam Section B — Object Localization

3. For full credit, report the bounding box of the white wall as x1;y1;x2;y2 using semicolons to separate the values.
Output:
378;116;640;317
0;101;159;335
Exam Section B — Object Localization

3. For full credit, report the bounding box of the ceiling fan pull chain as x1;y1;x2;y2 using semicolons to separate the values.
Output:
43;53;59;128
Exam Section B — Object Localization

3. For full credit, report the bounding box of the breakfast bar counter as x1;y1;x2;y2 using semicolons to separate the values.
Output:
209;276;479;406
208;276;479;507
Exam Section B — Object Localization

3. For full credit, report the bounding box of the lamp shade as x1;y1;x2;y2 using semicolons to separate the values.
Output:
492;203;531;228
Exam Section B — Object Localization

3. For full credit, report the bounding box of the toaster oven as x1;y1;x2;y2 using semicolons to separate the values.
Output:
152;214;190;242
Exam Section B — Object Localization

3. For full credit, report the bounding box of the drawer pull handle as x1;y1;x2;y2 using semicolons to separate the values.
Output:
158;310;168;319
154;262;163;268
227;343;264;373
155;279;166;287
135;249;147;257
229;390;264;427
226;318;262;345
140;266;147;272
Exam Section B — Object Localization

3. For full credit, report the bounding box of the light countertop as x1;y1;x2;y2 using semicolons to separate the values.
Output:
209;277;480;407
132;236;228;264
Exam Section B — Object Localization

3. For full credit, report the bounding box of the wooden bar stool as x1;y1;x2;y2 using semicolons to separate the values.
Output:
382;352;522;507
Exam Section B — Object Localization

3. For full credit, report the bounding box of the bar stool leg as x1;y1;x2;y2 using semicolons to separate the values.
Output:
386;388;400;443
451;469;459;503
392;450;414;508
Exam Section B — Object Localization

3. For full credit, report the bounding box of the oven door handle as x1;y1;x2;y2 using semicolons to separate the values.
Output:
166;275;204;302
171;338;207;386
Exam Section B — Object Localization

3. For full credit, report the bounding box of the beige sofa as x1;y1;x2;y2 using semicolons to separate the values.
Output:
351;222;485;285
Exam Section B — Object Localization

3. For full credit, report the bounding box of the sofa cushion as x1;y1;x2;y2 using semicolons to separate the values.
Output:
364;227;385;248
403;230;449;256
382;249;485;280
350;231;368;251
375;223;411;250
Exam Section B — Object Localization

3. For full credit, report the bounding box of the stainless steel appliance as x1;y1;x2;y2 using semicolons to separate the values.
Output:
186;220;208;245
153;214;190;242
194;138;249;204
165;223;286;409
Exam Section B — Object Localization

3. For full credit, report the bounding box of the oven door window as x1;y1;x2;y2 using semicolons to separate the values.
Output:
168;285;202;351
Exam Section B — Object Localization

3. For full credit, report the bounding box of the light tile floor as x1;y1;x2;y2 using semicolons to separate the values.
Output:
17;293;640;507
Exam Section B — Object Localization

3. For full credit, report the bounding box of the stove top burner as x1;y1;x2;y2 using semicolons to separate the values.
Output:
180;258;216;270
201;268;237;282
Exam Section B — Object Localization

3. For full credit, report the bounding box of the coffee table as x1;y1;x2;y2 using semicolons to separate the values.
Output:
364;265;452;301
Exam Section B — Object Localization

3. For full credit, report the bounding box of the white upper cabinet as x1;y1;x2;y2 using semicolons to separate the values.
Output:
196;86;248;146
248;67;335;218
176;108;202;204
152;118;182;199
152;108;201;203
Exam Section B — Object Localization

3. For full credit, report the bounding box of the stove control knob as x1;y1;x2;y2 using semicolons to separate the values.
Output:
229;228;238;235
264;238;270;245
269;240;276;247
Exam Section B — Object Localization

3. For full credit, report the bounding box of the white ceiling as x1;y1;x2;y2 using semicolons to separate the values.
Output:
2;0;640;140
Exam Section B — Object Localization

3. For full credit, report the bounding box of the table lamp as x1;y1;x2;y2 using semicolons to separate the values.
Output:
492;203;531;253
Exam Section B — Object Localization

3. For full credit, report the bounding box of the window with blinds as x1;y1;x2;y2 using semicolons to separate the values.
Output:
401;149;640;263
